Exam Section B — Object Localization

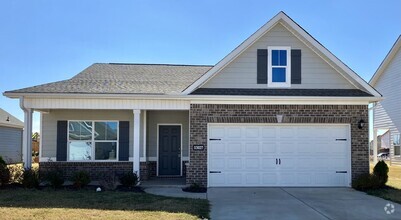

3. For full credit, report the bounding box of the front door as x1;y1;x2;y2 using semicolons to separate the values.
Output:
158;125;181;176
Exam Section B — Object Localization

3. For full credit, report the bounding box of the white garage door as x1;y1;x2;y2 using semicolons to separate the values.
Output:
208;124;351;187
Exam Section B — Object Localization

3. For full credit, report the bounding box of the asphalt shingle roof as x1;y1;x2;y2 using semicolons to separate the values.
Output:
6;63;213;95
190;88;373;97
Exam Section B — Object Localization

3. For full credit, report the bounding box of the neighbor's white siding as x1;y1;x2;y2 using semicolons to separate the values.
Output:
0;126;22;163
202;23;355;89
41;110;135;159
374;46;401;165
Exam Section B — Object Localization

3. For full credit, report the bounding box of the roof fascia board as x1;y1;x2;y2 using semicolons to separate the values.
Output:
369;35;401;86
4;92;382;102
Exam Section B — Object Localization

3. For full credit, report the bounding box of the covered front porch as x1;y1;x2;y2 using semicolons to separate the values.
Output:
19;97;191;182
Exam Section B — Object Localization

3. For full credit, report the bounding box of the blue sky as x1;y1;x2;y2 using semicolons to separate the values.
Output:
0;0;400;132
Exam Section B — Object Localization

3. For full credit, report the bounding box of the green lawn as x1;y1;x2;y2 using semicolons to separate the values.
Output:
0;188;209;220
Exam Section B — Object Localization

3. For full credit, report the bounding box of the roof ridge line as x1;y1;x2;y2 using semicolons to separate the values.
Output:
106;63;214;67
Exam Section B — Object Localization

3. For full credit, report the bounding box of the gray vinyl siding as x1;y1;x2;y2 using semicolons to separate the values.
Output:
41;110;134;159
0;126;22;163
202;23;355;89
146;110;189;160
373;46;401;165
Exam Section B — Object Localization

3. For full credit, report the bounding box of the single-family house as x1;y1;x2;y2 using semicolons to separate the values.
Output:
0;108;23;163
3;12;381;187
370;35;401;166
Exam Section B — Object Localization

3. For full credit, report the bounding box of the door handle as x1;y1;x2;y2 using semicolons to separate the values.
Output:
276;158;278;164
279;159;281;165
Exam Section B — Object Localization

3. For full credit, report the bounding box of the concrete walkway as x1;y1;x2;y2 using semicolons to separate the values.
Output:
208;188;401;220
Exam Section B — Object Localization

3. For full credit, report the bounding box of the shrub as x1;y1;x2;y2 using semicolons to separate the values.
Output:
8;164;24;183
44;169;65;189
0;162;10;186
119;172;138;188
373;160;389;187
182;182;207;193
99;170;118;191
352;173;382;191
0;156;6;166
71;171;91;189
22;168;39;188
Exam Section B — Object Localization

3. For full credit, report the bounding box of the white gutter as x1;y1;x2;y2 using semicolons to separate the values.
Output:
3;92;383;102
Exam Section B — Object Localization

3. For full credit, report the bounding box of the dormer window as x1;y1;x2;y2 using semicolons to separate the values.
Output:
268;46;291;87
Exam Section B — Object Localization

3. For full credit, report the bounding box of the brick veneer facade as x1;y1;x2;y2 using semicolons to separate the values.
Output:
39;162;133;181
188;104;369;186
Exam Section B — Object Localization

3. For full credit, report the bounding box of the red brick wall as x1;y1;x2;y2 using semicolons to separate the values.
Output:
188;104;369;186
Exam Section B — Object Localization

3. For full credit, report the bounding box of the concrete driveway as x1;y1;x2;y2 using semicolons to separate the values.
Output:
208;188;401;220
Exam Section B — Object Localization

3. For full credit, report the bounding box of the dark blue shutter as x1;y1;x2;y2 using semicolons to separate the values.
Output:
119;121;130;161
56;121;67;161
291;49;302;84
257;49;268;84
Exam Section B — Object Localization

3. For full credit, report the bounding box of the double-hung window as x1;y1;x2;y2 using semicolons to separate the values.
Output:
68;121;119;161
268;46;291;87
394;134;400;157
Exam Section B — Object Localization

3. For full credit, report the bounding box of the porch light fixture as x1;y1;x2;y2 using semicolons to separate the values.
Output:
277;114;284;123
358;119;365;129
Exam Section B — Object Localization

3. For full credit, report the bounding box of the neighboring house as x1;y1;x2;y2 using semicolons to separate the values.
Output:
0;108;23;163
370;35;401;166
3;12;381;187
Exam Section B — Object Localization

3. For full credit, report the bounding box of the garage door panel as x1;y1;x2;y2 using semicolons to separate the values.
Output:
245;127;260;138
245;142;260;153
262;142;277;153
227;142;242;153
208;124;350;187
227;158;242;169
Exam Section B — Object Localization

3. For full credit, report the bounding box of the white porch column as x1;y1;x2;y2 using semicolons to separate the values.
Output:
133;109;141;179
22;108;33;169
373;128;378;165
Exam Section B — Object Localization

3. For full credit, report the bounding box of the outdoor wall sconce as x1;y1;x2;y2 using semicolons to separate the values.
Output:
6;116;9;122
358;119;365;129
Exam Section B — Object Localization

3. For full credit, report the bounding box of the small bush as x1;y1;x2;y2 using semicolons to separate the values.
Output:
8;164;24;184
373;160;389;187
0;164;10;186
99;170;118;191
71;171;91;189
45;169;65;189
352;173;382;191
182;182;207;193
0;156;6;166
22;168;39;188
119;172;138;188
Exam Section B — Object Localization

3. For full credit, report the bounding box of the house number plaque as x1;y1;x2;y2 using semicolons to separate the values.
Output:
193;145;204;151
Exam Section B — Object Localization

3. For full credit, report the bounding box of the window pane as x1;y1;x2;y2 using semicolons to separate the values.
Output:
69;141;92;160
272;67;286;82
69;121;92;140
272;50;279;65
395;145;400;156
95;142;117;160
279;50;287;65
272;50;287;66
95;122;118;140
393;134;400;145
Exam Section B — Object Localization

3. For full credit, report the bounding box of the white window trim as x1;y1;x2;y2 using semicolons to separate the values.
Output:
393;134;400;157
268;46;291;87
67;120;119;162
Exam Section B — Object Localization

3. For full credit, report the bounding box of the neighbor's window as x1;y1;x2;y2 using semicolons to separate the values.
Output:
68;121;118;161
394;134;400;156
268;46;291;87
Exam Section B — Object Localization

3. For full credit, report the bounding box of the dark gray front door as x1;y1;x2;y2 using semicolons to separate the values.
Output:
159;125;181;176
